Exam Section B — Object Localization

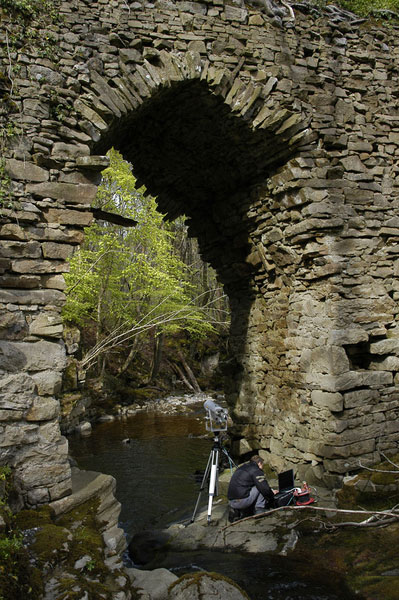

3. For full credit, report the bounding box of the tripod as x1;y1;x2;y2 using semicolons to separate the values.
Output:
190;432;235;524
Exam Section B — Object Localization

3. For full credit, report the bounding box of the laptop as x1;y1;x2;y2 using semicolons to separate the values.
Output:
277;469;295;492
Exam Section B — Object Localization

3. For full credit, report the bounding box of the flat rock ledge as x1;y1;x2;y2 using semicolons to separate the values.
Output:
154;484;337;557
164;501;293;555
49;466;126;555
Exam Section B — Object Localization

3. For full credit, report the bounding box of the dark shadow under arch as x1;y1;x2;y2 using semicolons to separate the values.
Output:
93;76;304;461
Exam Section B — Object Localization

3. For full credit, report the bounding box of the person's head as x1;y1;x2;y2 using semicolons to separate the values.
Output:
250;455;264;469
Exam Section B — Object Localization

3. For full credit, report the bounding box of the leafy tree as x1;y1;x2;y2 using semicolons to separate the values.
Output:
63;149;227;377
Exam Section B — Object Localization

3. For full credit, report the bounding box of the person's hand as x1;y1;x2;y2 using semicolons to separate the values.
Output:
273;489;278;494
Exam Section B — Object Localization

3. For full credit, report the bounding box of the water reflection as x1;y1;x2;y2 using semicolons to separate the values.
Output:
68;408;211;537
68;406;358;600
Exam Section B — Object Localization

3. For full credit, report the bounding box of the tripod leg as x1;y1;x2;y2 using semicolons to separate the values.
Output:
190;451;212;523
207;448;219;523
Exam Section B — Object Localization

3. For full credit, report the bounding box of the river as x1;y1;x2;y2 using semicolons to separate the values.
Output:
68;397;358;600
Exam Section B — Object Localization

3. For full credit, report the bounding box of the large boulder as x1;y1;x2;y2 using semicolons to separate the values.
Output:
126;567;178;600
168;572;250;600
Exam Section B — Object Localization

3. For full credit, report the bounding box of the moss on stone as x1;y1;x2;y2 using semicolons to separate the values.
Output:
31;523;71;566
14;505;54;530
56;497;101;530
67;525;104;572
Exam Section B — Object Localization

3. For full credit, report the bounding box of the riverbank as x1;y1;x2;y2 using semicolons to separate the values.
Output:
66;399;399;600
129;458;399;600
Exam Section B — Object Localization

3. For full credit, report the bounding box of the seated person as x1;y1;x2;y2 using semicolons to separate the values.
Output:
227;455;275;520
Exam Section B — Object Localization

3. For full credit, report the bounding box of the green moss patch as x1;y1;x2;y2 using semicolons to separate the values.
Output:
14;505;54;530
31;523;70;566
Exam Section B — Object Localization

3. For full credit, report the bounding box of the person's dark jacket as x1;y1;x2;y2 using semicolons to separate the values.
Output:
227;461;275;507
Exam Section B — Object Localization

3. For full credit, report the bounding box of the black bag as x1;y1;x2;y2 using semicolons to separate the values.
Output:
274;489;295;507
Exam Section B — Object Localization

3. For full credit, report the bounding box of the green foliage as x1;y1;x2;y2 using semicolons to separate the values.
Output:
0;126;16;210
338;0;399;17
1;0;60;60
0;467;11;483
0;531;42;600
0;0;58;20
64;149;218;371
0;534;22;560
309;0;399;18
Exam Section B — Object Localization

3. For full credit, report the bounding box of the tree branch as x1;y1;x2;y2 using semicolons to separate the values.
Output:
221;504;399;531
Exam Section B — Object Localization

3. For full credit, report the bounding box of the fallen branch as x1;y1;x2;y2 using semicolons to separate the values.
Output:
167;359;194;392
177;350;201;393
221;504;399;531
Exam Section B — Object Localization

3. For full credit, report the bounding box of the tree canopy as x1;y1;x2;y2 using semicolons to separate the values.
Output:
63;149;228;375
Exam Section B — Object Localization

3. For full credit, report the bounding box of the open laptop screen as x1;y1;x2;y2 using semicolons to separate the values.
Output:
278;469;295;492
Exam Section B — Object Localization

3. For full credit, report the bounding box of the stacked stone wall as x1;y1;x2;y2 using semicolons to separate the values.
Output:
0;0;399;503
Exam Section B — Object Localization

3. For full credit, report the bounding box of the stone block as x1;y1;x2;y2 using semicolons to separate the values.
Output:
369;356;399;371
43;274;67;291
0;423;39;447
0;311;28;340
16;454;71;490
249;14;264;25
323;438;375;459
6;159;49;182
311;390;343;412
370;338;399;355
307;370;393;392
324;451;380;474
340;155;366;172
224;5;247;21
11;259;68;275
0;288;66;307
76;155;110;170
344;389;379;409
42;242;75;260
26;182;97;205
27;487;50;505
23;99;50;119
0;373;35;395
29;312;63;338
119;48;142;63
126;567;178;600
307;346;350;375
31;371;63;396
179;1;207;14
329;328;369;346
26;397;60;421
28;65;64;85
0;340;66;373
0;240;41;259
43;208;93;226
52;142;90;159
188;40;206;54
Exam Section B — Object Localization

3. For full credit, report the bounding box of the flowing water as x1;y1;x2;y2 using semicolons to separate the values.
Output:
68;397;358;600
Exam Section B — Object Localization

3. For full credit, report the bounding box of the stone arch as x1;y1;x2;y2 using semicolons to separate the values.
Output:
71;46;314;295
67;48;320;480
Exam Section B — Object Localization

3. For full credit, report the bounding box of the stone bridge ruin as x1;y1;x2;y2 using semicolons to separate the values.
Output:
1;0;399;507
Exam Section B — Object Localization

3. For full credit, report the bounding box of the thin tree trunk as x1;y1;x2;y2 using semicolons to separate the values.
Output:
149;330;164;381
177;350;201;393
118;336;140;376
